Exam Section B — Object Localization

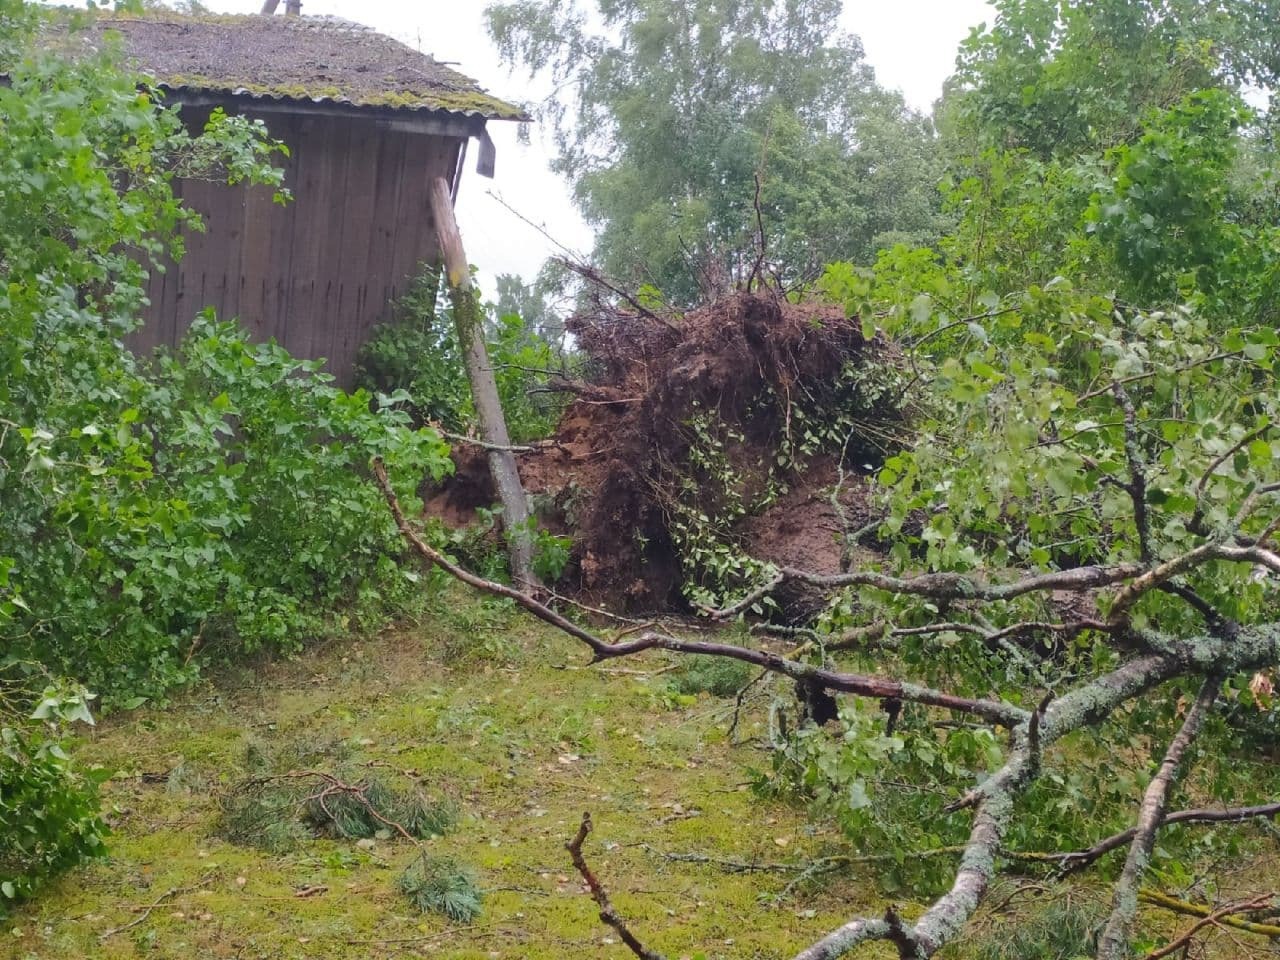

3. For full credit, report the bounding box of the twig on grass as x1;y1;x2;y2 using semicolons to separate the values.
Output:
98;871;219;940
566;812;668;960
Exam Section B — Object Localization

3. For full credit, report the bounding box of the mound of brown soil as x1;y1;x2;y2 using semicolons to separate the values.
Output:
425;291;893;612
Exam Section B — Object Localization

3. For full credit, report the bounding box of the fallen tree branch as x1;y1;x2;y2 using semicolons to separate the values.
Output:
1144;892;1275;959
241;769;420;844
1097;677;1222;959
1017;800;1280;873
532;378;639;404
439;429;537;453
369;456;1280;960
707;562;1145;622
554;257;682;334
371;458;1028;728
1139;888;1280;939
567;812;667;960
789;645;1218;960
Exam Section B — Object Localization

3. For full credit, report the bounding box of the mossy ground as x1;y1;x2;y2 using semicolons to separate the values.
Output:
7;586;895;960
7;585;1275;959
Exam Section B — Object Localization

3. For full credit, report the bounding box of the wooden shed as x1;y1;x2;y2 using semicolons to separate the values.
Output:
69;11;525;386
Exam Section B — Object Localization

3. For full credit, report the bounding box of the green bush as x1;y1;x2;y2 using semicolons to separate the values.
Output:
0;680;109;911
531;526;573;583
3;317;452;704
354;269;472;431
356;267;574;443
0;19;454;705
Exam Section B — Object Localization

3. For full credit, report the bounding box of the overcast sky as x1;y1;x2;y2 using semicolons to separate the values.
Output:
186;0;996;295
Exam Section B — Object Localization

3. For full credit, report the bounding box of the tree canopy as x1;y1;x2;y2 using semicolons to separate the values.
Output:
486;0;945;303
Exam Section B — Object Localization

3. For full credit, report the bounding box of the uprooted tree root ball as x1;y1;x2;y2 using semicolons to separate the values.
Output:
428;291;909;611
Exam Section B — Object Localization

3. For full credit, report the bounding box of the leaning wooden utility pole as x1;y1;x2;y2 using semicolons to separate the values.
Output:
428;176;537;587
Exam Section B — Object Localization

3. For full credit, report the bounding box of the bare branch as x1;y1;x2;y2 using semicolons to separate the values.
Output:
566;813;667;960
1097;677;1222;959
1017;800;1280;873
1158;581;1227;632
372;459;1028;727
746;172;768;294
99;871;219;940
1233;481;1280;528
1138;889;1280;939
790;916;895;960
1212;542;1280;575
702;570;785;619
1143;892;1273;959
553;256;682;333
438;429;537;453
708;562;1145;622
1106;541;1280;625
883;905;921;959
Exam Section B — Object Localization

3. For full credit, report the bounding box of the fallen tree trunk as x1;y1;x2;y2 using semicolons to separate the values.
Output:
428;176;536;587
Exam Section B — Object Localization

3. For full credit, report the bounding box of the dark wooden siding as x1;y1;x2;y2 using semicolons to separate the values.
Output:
134;110;462;387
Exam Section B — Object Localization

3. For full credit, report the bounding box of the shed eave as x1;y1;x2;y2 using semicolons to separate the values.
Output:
164;84;527;121
163;87;498;139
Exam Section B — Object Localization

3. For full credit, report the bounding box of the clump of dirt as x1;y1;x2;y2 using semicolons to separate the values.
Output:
425;290;902;612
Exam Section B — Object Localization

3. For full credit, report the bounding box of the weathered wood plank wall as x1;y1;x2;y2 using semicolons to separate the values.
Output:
133;111;462;387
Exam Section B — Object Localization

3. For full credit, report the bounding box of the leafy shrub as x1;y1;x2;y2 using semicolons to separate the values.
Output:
0;24;451;705
356;267;574;443
0;679;109;910
398;853;483;923
354;269;471;431
531;527;573;583
3;317;452;704
488;309;573;442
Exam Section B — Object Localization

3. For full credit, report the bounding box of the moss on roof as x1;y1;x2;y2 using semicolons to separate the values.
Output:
55;12;527;120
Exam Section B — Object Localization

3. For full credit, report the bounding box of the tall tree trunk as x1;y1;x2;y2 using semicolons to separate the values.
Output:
428;176;537;587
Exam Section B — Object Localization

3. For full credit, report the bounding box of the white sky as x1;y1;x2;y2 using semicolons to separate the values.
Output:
180;0;996;295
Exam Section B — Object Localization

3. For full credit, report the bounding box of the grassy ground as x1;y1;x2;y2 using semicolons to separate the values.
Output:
7;585;1277;959
7;587;898;960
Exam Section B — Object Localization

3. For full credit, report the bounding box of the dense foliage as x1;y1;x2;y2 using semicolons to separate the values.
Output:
722;1;1280;951
0;1;449;901
355;267;573;444
0;675;108;911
